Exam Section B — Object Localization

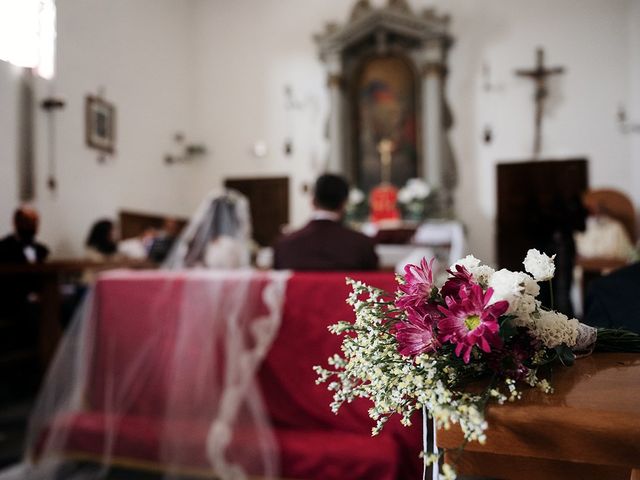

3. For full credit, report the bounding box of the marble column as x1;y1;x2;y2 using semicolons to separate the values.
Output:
325;52;344;174
420;43;445;189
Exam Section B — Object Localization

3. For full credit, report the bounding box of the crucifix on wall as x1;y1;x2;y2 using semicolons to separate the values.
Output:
515;48;565;158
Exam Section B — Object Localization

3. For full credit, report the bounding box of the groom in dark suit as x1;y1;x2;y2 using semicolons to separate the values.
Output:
274;174;378;271
585;262;640;334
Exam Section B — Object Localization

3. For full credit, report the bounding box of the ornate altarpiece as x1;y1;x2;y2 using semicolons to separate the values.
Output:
315;0;457;214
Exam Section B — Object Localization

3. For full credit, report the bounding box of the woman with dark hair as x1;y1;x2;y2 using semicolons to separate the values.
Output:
85;219;120;262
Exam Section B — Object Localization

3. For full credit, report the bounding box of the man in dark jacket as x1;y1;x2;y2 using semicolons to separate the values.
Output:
585;262;640;334
0;207;50;315
274;174;378;271
0;207;49;265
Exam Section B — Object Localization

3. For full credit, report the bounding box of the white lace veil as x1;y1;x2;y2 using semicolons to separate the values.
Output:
2;267;289;480
164;189;252;269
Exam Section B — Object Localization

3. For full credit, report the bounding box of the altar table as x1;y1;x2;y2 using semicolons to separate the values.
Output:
437;353;640;480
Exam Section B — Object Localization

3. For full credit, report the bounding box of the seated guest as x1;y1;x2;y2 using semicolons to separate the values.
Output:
118;226;156;260
575;201;635;260
274;174;378;270
585;262;640;333
148;217;180;263
0;206;49;325
0;206;49;265
85;219;122;262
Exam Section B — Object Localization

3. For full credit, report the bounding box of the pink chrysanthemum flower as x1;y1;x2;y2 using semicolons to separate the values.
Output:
441;264;474;302
438;284;509;363
396;258;436;309
395;307;440;356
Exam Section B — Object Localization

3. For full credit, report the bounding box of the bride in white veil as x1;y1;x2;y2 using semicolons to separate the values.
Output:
164;189;252;269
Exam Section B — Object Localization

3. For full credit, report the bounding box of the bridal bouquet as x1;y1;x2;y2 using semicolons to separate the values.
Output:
315;249;640;479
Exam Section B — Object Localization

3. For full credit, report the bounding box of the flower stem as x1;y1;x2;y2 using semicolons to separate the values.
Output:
548;279;554;310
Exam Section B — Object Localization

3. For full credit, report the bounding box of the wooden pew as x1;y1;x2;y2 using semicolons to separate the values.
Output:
0;260;154;371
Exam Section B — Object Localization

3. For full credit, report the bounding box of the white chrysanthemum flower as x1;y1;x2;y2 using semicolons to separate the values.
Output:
523;249;556;281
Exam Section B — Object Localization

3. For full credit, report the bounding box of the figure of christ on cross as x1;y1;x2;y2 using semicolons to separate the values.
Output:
516;47;565;158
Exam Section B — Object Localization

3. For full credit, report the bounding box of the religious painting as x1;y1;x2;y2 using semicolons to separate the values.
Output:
354;55;418;192
85;95;116;154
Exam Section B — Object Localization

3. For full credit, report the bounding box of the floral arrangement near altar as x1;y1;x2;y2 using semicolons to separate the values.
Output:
397;178;432;222
315;249;640;480
345;187;368;224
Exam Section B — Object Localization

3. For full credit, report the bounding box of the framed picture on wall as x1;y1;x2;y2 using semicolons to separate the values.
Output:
85;95;116;154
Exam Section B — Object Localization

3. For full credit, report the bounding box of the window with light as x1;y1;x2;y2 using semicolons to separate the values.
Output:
0;0;56;79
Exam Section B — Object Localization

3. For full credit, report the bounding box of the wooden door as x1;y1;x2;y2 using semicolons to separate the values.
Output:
496;159;588;270
224;177;289;247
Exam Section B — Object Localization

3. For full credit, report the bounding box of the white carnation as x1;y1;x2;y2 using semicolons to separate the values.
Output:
451;254;481;271
523;249;556;282
470;265;496;287
397;187;412;204
397;178;431;204
488;269;528;310
451;255;494;286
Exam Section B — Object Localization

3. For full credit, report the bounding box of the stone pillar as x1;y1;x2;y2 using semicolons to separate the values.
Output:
325;52;344;174
420;43;445;189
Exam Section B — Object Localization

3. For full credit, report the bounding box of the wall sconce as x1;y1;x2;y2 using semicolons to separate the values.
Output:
617;106;640;134
165;132;207;164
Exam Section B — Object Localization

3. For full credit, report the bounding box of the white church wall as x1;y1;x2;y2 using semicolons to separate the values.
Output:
629;0;640;233
191;0;636;264
0;63;21;238
188;0;352;229
1;0;198;256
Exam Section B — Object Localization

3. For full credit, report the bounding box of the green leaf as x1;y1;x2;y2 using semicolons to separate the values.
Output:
498;315;517;342
554;344;575;367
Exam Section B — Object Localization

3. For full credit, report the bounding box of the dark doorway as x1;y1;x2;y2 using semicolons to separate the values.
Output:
496;159;588;271
224;177;289;247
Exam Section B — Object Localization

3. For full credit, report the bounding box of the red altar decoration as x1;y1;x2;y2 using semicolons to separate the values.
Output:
369;183;400;223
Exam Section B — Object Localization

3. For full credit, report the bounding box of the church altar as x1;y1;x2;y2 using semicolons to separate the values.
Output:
363;220;465;271
436;353;640;480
